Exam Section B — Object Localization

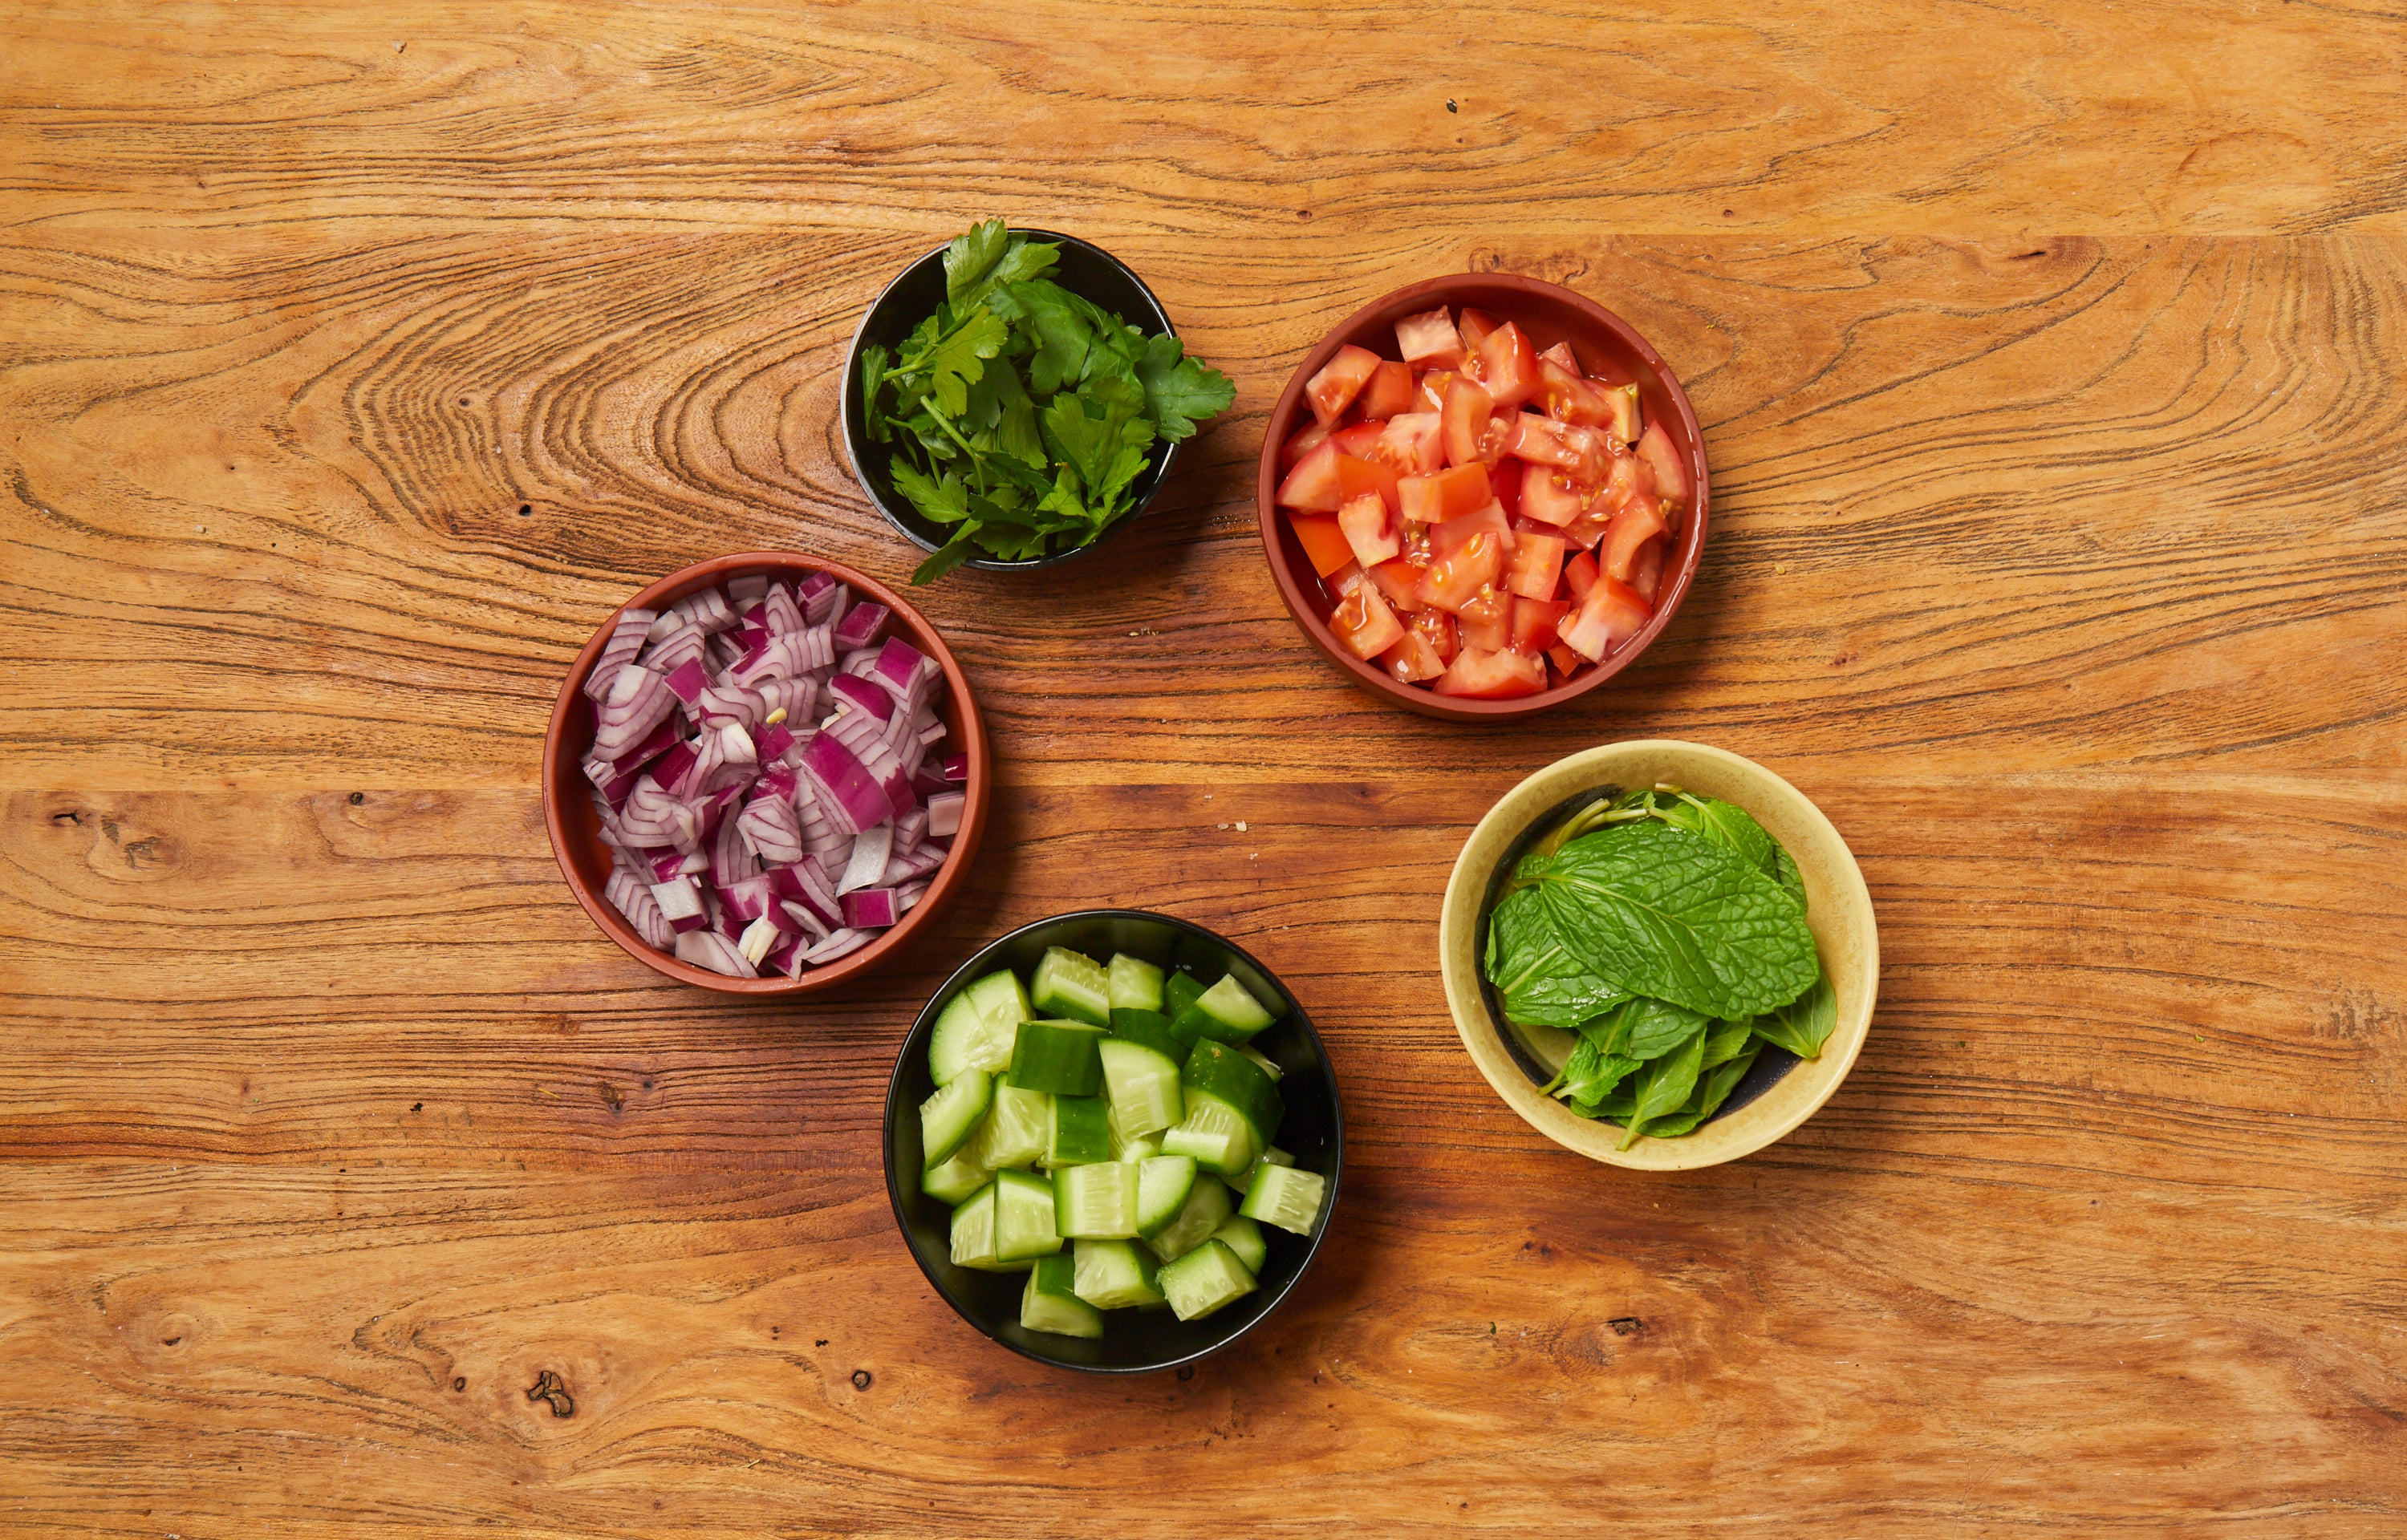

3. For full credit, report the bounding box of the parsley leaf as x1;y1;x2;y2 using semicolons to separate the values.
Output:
1136;333;1237;441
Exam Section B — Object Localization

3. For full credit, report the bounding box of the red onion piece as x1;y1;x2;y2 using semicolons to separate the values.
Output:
767;861;841;926
940;752;969;783
763;586;804;634
833;602;888;652
896;878;931;914
870;637;926;693
664;659;709;707
757;678;817;727
709;808;753;888
595;665;676;757
798;572;839;624
604;869;677;950
738;795;804;865
668;587;740;636
647;847;688;882
737;914;782;967
643;620;707;678
716;875;774;925
756;765;798;800
842;888;899;930
893;806;927;853
797;732;890;837
676;927;757;976
586;609;659;699
910;764;952;796
726;575;769;610
802;927;871;964
756;723;797;764
926;790;965;839
623;778;699;847
838;823;893;895
651;876;708;932
829;673;894;722
764;932;806;975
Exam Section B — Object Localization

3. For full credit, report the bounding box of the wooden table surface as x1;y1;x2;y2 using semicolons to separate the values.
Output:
4;2;2403;1534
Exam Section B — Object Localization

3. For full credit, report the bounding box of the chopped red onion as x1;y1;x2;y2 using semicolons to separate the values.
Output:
834;602;889;652
763;586;804;634
643;620;708;677
664;659;709;707
676;927;757;977
893;806;927;853
756;765;798;801
916;719;948;748
756;677;817;727
710;811;753;888
926;790;965;839
648;740;700;799
717;875;774;925
842;888;899;930
604;868;677;950
651;876;708;933
896;878;931;914
798;571;839;623
838;823;893;895
829;673;894;722
802;927;871;964
910;763;952;796
797;731;891;837
696;683;764;728
737;914;782;967
940;752;969;782
595;664;676;757
668;586;740;635
879;841;947;886
623;778;699;847
764;931;806;975
777;899;830;942
756;723;797;764
738;795;804;865
871;637;926;692
726;574;769;609
768;861;841;927
586;609;658;699
647;847;691;883
716;721;757;766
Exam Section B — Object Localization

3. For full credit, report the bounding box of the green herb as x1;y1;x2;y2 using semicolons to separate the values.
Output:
1750;971;1837;1061
860;218;1236;582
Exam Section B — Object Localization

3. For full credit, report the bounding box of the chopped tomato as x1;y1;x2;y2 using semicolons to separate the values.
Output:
1329;558;1367;595
1398;463;1495;524
1443;377;1508;468
1509;594;1570;653
1519;463;1586;527
1456;585;1513;651
1330;421;1386;458
1429;501;1513;554
1598;448;1647;515
1411;607;1459;665
1504;531;1566;599
1281;420;1331;471
1432;645;1546;699
1378;630;1448;683
1277;441;1344;513
1635;422;1688;503
1329;579;1406;661
1605;383;1640;447
1416;368;1459;413
1602;493;1666;582
1559;499;1615;551
1415;528;1505;613
1456;307;1500;359
1306;344;1382;429
1557;576;1652;663
1630;535;1666;602
1547;643;1582;678
1536;357;1615;428
1286;512;1354;578
1371;411;1444;475
1475;322;1542;411
1335;452;1402;517
1538;340;1579;371
1563;549;1599;602
1489;459;1523;518
1395;308;1467;370
1337;492;1401;568
1359;360;1415;420
1369;557;1428;613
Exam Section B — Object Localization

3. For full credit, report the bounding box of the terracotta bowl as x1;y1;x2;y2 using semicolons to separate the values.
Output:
1256;273;1710;721
541;552;991;995
1439;740;1877;1169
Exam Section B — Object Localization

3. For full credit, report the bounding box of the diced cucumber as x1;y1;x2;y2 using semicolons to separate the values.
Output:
1006;1019;1106;1096
948;1181;1030;1273
1162;970;1207;1020
1029;946;1110;1027
994;1168;1063;1261
928;969;1033;1084
1143;1171;1233;1263
1108;1116;1162;1165
1021;1254;1103;1339
922;1145;992;1204
1053;1160;1140;1239
918;1068;992;1167
1072;1238;1165;1309
1160;1090;1259;1178
1239;1044;1284;1082
1107;1009;1187;1063
1156;1238;1257;1321
1179;1040;1282;1157
1223;1145;1294;1196
963;1082;1049;1171
1107;954;1164;1014
1168;973;1279;1045
1096;1037;1183;1138
1211;1214;1268;1274
1134;1154;1198;1237
1043;1094;1114;1167
1241;1163;1327;1237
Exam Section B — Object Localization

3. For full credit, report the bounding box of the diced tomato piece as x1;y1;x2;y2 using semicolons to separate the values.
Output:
1509;594;1570;653
1369;557;1427;613
1396;308;1466;370
1456;307;1500;358
1432;646;1546;699
1491;458;1523;518
1328;558;1367;595
1475;323;1541;411
1630;535;1666;602
1370;411;1444;475
1281;420;1332;472
1538;340;1579;371
1603;493;1666;582
1286;512;1354;578
1456;585;1513;651
1443;378;1510;468
1507;415;1609;486
1547;643;1583;677
1337;492;1401;568
1335;453;1402;517
1605;383;1640;447
1378;630;1448;684
1560;499;1615;551
1329;579;1406;661
1536;357;1615;428
1307;345;1382;429
1598;448;1648;514
1359;360;1415;420
1411;607;1459;665
1415;529;1505;613
1519;463;1586;527
1415;368;1458;413
1330;421;1385;458
1398;463;1494;524
1563;549;1599;602
1429;501;1512;555
1635;422;1688;503
1557;577;1653;663
1277;441;1344;513
1504;531;1566;599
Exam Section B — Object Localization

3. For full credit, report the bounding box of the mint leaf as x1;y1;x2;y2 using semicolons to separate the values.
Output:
1620;1027;1708;1149
1589;996;1711;1060
1642;1044;1763;1137
1524;820;1819;1019
1654;794;1805;913
1701;1017;1757;1070
1485;888;1633;1028
1751;970;1837;1060
1774;845;1806;910
943;219;1010;307
1136;332;1237;441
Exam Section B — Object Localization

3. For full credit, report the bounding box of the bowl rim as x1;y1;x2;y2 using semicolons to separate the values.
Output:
1438;740;1878;1169
839;227;1185;573
881;906;1346;1374
1253;271;1711;722
540;550;991;995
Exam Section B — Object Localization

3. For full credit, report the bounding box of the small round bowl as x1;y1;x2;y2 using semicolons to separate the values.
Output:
884;910;1343;1373
841;229;1184;574
1256;273;1711;721
541;551;991;995
1439;740;1876;1169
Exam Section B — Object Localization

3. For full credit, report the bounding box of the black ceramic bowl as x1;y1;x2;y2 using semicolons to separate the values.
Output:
841;229;1184;573
883;910;1343;1373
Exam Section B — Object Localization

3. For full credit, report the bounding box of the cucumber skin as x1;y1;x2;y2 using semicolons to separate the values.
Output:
1030;1252;1082;1299
922;1147;991;1205
1212;1214;1268;1273
1162;971;1207;1019
1020;1264;1104;1339
1168;974;1277;1046
930;971;1030;1084
919;1069;992;1167
1072;1238;1165;1310
1143;1172;1234;1262
964;1083;1049;1172
1031;947;1111;1027
1160;1092;1259;1178
1095;1038;1183;1139
1106;1009;1187;1063
1045;1094;1114;1167
1181;1040;1285;1151
1005;1019;1106;1097
1134;1154;1199;1238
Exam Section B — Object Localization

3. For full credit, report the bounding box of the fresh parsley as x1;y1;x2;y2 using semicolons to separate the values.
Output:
860;218;1236;582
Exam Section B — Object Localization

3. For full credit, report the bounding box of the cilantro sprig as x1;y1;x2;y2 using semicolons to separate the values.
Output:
859;219;1236;582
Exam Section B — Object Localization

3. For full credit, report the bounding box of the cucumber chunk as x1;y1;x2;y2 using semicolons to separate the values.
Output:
1241;1163;1327;1237
919;1068;992;1167
1006;1019;1106;1096
1181;1040;1283;1155
1106;1009;1187;1064
1072;1238;1165;1309
1029;946;1111;1027
1021;1254;1103;1339
1159;1089;1259;1178
994;1168;1064;1261
1043;1093;1114;1167
948;1182;1030;1273
1211;1214;1268;1274
1134;1154;1199;1237
922;1145;992;1205
1169;973;1279;1045
1096;1037;1183;1138
1053;1160;1141;1239
1222;1145;1294;1197
963;1083;1049;1172
1156;1238;1257;1321
1143;1170;1234;1262
1108;1116;1163;1165
1107;954;1165;1014
1238;1044;1284;1082
929;969;1033;1085
1161;970;1207;1020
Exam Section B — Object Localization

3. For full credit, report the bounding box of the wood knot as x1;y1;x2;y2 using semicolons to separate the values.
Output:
1175;1365;1195;1381
1607;1317;1642;1336
597;1081;625;1113
526;1369;574;1416
850;1369;872;1391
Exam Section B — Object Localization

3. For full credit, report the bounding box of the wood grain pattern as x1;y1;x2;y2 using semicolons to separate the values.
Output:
2;2;2403;1534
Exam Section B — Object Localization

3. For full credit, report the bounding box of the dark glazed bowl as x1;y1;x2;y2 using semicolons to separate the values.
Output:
883;910;1343;1373
541;552;991;996
1255;273;1711;721
841;229;1184;573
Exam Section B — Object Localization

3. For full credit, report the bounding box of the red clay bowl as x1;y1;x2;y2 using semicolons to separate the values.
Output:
541;552;991;995
1256;274;1711;722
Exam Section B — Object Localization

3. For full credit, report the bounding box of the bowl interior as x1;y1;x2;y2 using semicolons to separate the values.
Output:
1256;274;1710;719
885;910;1342;1372
543;553;987;995
1439;740;1877;1171
842;229;1182;570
